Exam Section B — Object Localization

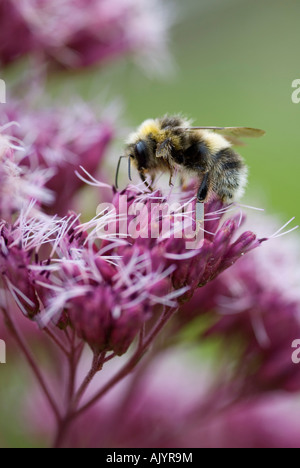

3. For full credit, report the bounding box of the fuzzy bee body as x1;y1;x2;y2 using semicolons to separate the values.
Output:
120;115;264;203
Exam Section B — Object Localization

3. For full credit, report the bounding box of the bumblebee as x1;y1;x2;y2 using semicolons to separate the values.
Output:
116;115;265;203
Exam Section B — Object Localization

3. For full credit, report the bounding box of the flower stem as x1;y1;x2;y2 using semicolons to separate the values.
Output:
67;348;76;403
72;351;106;408
44;327;69;356
53;351;105;448
53;307;177;447
53;416;73;449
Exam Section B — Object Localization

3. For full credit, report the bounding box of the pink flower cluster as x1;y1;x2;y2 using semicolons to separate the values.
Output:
0;0;172;71
0;169;264;356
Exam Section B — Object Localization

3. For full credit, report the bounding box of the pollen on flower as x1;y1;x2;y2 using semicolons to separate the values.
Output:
0;101;115;215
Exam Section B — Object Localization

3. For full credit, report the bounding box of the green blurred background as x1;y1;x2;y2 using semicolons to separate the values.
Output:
46;0;299;223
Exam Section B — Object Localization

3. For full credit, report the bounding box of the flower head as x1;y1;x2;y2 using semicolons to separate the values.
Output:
1;175;266;356
1;105;114;215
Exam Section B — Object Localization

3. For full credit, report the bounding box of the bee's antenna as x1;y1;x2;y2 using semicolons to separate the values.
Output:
115;156;126;189
128;155;132;182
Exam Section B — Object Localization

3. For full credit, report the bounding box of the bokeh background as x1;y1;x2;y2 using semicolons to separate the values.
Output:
1;0;300;448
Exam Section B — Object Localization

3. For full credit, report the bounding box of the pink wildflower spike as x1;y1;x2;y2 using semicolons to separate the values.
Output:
26;187;265;348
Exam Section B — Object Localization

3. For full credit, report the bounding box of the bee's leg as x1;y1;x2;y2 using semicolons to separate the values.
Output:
197;172;210;202
139;171;154;192
149;172;156;191
180;173;189;190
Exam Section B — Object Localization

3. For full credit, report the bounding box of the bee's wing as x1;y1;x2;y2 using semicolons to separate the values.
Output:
180;127;266;146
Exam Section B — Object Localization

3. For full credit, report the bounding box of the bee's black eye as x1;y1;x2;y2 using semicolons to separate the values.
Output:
135;141;148;169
